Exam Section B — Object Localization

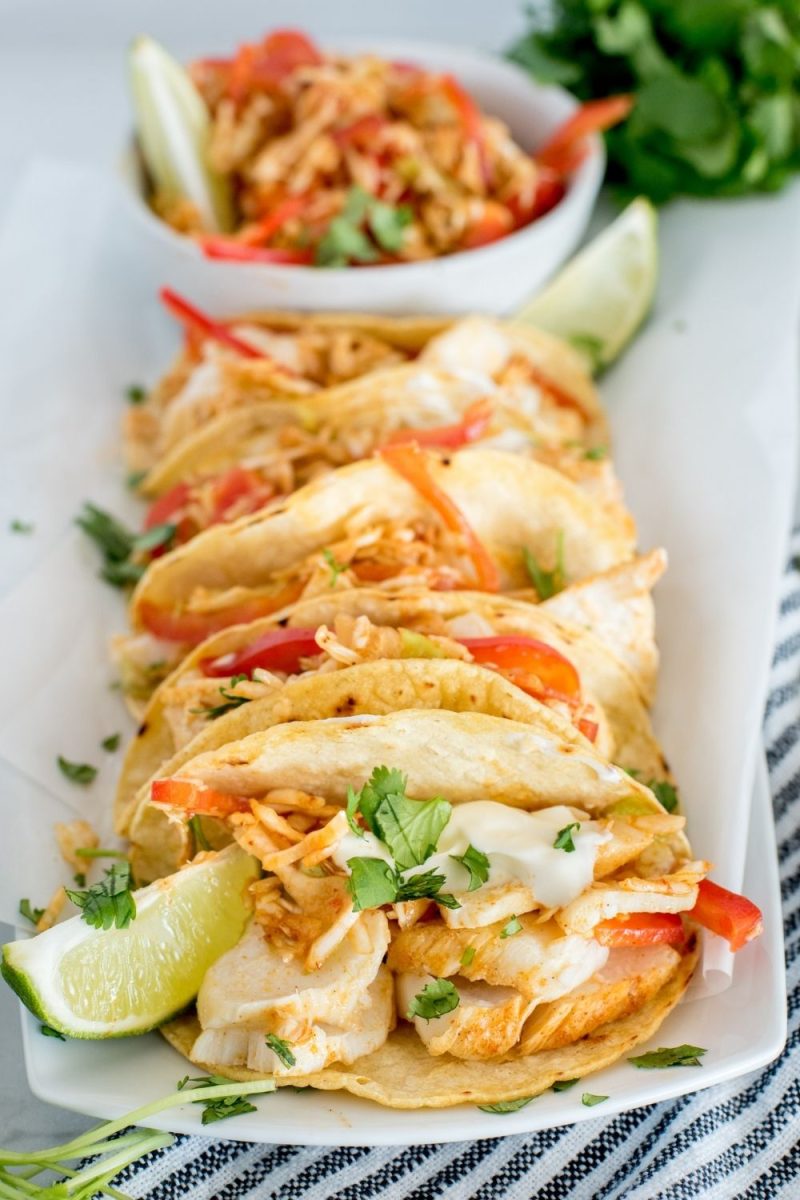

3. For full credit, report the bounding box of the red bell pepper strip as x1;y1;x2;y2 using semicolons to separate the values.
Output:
150;778;251;818
689;879;764;952
441;73;492;187
536;95;635;177
458;635;580;701
577;718;599;743
138;580;306;646
595;912;686;948
378;443;500;592
258;29;323;76
208;466;276;525
159;288;266;359
143;482;191;531
382;400;493;451
202;627;321;678
239;195;311;246
199;238;314;265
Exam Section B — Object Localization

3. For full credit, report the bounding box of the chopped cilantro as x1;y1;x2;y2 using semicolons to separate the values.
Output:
629;1044;707;1069
177;1074;259;1125
18;899;44;926
347;858;399;912
265;1033;296;1069
478;1095;535;1114
449;844;490;892
583;446;608;461
126;384;147;404
523;530;566;599
500;915;522;938
101;733;121;753
552;1078;579;1092
9;519;34;534
406;978;459;1021
553;822;580;852
460;945;476;968
65;862;136;931
347;766;451;870
315;186;411;266
649;780;679;813
57;756;98;786
582;1092;608;1107
322;547;348;585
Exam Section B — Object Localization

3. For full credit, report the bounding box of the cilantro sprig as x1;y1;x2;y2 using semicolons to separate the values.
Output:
509;1;800;204
553;822;581;853
449;844;489;891
345;767;457;911
57;756;98;786
193;674;252;720
76;502;175;588
65;862;136;930
18;899;44;926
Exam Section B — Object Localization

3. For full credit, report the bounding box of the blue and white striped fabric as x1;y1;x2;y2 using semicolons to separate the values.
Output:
118;541;800;1200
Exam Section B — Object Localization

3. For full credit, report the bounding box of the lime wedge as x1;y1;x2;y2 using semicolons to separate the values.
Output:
129;35;233;233
514;198;658;373
1;846;258;1038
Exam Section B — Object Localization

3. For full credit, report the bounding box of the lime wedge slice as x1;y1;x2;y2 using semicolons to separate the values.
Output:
2;846;258;1038
514;198;658;373
129;35;233;233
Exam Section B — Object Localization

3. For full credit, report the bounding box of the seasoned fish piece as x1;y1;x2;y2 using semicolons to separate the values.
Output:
556;862;709;936
192;967;395;1077
387;915;607;1001
197;910;389;1034
397;973;535;1060
518;944;682;1053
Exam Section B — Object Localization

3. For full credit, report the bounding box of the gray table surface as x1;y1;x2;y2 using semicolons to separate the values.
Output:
1;0;799;1157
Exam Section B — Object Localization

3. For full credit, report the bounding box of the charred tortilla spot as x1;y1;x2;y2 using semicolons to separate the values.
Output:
136;722;148;737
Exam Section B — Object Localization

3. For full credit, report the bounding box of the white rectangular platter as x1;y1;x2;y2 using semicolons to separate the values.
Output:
1;162;797;1144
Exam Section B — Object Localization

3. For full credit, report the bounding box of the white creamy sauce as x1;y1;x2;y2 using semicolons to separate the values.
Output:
403;801;610;910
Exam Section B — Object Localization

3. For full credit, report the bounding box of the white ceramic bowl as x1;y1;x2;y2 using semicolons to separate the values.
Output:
120;38;604;316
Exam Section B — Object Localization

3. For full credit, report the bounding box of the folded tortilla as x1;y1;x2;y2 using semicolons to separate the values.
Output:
117;576;668;847
148;709;697;1108
128;449;637;639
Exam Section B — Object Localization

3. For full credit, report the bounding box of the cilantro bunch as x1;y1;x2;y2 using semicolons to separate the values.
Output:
509;0;800;202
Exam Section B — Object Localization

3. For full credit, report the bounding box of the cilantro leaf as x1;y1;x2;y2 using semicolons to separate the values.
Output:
406;977;459;1021
322;547;347;585
367;198;412;252
348;766;451;870
347;858;398;912
396;869;459;909
649;779;679;813
66;862;136;930
450;844;490;891
582;1092;608;1107
193;678;252;720
583;445;608;462
552;1078;579;1092
57;756;98;786
101;733;121;753
500;915;522;938
265;1033;296;1069
523;531;566;599
132;522;176;556
553;822;580;852
76;503;142;589
9;519;34;534
126;383;147;404
478;1095;535;1114
18;899;44;926
345;785;365;837
127;469;148;490
629;1044;707;1069
177;1074;258;1124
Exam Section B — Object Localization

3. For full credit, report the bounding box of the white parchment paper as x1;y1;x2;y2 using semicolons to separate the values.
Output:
0;162;797;1003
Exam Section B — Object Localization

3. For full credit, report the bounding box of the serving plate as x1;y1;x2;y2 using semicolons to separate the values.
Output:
0;162;797;1143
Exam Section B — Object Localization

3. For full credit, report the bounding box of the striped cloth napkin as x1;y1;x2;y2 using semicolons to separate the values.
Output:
117;542;800;1200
